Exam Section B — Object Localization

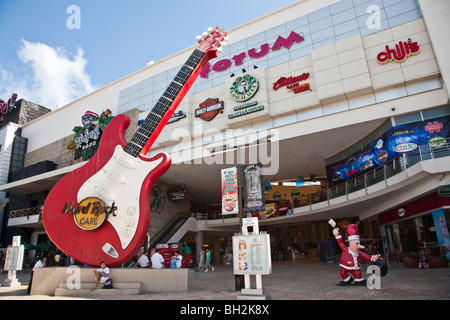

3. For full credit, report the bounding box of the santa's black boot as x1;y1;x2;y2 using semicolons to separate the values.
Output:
354;279;367;286
339;277;354;286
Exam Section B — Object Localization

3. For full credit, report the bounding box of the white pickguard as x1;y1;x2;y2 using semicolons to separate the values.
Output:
78;145;163;251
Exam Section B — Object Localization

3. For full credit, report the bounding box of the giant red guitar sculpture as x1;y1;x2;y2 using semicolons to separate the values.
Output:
43;27;228;267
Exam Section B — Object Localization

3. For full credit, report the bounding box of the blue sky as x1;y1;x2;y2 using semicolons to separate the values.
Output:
0;0;297;109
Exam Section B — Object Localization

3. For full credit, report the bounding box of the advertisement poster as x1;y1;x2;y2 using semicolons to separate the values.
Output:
432;209;450;261
221;167;239;215
232;233;272;275
327;116;450;187
243;164;266;213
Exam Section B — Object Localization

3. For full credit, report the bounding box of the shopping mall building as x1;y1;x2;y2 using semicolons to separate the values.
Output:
1;0;449;267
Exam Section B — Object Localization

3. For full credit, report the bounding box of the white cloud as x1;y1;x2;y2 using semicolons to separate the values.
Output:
0;39;97;109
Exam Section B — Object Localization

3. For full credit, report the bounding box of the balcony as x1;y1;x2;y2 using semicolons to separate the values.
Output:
7;206;42;228
203;138;450;226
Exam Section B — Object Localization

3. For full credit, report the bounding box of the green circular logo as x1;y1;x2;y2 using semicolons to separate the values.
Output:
229;74;259;102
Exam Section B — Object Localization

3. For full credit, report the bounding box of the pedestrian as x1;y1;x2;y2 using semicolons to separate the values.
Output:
205;248;214;272
27;256;47;294
134;251;150;268
92;261;111;290
151;249;165;269
197;248;205;272
170;251;183;268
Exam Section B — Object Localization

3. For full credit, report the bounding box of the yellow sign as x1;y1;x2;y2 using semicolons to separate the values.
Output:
62;197;117;231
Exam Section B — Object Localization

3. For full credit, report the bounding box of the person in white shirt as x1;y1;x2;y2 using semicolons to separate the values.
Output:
92;261;110;290
170;251;183;268
134;251;149;268
27;256;47;294
151;249;165;269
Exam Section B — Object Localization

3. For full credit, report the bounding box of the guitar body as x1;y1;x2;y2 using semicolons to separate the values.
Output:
43;114;171;267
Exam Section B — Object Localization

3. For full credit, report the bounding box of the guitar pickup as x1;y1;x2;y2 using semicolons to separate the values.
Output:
104;170;127;185
115;154;136;169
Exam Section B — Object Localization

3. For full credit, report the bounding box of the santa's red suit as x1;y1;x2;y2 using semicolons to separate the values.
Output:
335;224;377;283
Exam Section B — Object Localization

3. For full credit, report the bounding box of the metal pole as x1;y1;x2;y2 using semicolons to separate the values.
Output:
237;145;243;230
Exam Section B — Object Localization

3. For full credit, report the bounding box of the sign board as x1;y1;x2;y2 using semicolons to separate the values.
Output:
3;236;24;271
233;233;271;275
221;167;239;215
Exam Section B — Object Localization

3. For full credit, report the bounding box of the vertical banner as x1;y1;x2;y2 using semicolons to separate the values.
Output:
221;167;239;215
432;209;450;261
243;164;265;213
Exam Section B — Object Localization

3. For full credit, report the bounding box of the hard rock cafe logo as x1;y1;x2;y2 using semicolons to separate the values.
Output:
195;98;224;121
61;197;117;231
229;74;259;102
67;109;114;161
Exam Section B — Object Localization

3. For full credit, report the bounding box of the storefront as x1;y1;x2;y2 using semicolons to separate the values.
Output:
379;193;450;267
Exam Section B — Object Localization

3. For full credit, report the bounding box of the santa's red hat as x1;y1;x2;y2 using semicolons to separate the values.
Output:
346;224;360;242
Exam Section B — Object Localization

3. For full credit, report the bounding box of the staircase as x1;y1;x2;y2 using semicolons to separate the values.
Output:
54;281;142;298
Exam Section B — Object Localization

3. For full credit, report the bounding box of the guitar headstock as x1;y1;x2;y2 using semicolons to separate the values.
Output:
196;26;229;58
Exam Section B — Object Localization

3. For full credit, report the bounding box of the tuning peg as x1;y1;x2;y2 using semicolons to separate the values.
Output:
220;41;227;47
202;31;208;36
217;47;223;52
196;35;202;41
207;27;213;32
224;35;229;42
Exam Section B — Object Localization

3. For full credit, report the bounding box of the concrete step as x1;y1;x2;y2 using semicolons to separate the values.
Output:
54;282;141;297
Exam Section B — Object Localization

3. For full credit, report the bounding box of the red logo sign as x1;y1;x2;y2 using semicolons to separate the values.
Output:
425;121;443;133
377;39;420;64
273;72;311;94
195;98;224;121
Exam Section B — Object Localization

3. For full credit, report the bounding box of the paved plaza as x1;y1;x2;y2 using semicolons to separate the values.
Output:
1;260;449;300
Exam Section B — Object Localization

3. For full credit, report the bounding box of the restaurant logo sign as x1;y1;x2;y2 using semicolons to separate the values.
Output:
273;72;311;94
377;38;420;64
195;98;224;121
0;93;17;122
67;109;114;161
229;74;259;102
62;197;117;231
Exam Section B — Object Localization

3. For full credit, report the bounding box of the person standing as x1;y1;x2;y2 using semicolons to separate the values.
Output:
151;249;165;269
197;248;205;272
170;251;183;269
134;251;150;268
27;256;47;294
204;248;214;272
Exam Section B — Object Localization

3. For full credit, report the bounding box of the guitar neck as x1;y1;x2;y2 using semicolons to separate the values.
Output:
124;48;206;157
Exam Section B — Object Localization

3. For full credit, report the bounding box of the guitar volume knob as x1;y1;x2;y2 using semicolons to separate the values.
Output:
127;207;136;216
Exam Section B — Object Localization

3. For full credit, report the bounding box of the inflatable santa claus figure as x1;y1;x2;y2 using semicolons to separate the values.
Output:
332;223;379;286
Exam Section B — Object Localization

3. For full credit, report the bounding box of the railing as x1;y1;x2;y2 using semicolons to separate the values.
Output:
9;206;42;219
204;138;450;221
328;137;450;201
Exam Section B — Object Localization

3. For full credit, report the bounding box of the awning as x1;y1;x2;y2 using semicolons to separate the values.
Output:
0;162;84;195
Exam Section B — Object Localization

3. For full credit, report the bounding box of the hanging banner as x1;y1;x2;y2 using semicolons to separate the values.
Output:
242;164;266;213
432;209;450;261
326;116;450;187
221;167;239;215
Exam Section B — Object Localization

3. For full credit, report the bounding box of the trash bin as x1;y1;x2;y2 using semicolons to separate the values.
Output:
235;275;245;291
